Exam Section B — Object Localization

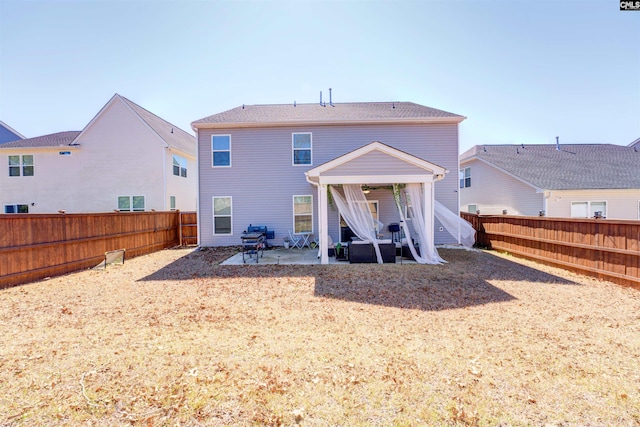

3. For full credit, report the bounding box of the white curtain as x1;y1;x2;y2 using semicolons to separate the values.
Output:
393;183;445;264
434;200;476;248
330;185;384;263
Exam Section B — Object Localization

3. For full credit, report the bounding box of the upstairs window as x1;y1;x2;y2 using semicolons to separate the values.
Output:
459;167;471;188
292;133;312;165
173;155;187;177
212;135;231;167
9;155;34;177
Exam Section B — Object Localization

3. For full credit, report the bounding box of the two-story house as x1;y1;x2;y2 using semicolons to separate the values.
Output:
192;101;466;263
459;143;640;219
0;94;196;213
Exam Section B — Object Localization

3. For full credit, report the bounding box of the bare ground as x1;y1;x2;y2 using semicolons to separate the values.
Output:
0;247;639;426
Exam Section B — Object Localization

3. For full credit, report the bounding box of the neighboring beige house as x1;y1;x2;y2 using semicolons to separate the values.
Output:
459;143;640;220
0;94;196;214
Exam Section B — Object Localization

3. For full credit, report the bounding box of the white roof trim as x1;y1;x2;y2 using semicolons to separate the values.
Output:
459;156;543;192
0;121;26;140
72;94;169;148
306;141;448;179
192;116;465;130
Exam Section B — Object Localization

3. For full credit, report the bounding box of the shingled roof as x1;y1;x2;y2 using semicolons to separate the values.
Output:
0;131;81;148
460;143;640;190
192;102;465;128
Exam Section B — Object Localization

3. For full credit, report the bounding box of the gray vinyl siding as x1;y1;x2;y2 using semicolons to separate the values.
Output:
198;123;460;246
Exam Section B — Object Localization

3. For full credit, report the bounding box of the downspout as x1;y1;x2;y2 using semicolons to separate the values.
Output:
163;148;167;210
194;127;201;247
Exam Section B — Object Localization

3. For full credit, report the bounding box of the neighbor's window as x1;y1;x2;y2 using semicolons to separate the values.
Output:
170;196;176;211
212;135;231;167
173;155;187;177
459;167;471;188
118;196;145;212
213;196;232;235
293;195;313;233
4;204;29;213
292;133;312;165
571;201;607;218
9;155;33;177
468;204;478;214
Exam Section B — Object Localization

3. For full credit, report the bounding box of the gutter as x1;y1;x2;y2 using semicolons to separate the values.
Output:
192;116;466;130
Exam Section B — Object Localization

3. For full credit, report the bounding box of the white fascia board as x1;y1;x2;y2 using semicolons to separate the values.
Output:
167;146;196;160
119;95;170;149
317;174;438;185
0;121;27;139
466;157;543;192
191;116;465;130
0;145;81;153
307;141;447;178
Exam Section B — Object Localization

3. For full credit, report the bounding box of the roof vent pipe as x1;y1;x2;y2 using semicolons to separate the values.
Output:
329;88;334;106
555;136;560;151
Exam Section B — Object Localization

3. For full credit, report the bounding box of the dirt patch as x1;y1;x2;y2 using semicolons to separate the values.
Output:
0;247;638;426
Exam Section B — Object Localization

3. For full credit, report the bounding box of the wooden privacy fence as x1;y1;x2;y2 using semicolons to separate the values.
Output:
0;211;197;289
461;213;640;289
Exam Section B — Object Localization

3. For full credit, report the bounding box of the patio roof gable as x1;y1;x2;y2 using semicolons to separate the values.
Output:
305;141;447;184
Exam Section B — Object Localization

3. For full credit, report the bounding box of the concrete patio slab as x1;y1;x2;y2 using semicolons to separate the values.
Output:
220;247;421;265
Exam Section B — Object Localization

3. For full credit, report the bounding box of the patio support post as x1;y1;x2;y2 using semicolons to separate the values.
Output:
424;181;435;254
318;184;329;264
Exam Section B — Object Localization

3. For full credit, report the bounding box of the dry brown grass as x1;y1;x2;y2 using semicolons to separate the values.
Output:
0;247;639;426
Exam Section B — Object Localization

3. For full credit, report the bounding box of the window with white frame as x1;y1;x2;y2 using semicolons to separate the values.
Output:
292;133;312;165
293;195;313;233
468;204;478;214
571;201;607;218
213;196;232;234
173;155;187;177
459;167;471;188
118;196;145;212
4;204;29;213
8;155;34;177
212;135;231;167
170;196;176;211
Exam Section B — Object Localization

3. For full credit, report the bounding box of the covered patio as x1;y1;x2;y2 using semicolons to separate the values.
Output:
304;141;448;265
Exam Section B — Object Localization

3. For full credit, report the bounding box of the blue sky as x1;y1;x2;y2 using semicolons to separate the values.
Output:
1;0;638;152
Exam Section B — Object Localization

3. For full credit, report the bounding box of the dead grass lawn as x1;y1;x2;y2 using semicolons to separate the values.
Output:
0;247;639;426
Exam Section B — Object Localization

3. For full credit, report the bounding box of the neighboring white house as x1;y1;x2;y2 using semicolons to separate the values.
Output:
629;137;640;149
0;94;196;213
192;101;467;263
459;143;640;220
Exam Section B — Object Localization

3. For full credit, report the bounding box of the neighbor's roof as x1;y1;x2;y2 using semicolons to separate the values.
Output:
119;95;196;156
460;143;640;190
0;131;81;148
192;102;465;128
